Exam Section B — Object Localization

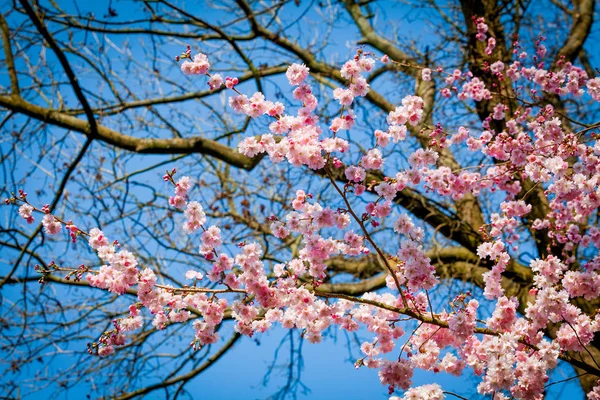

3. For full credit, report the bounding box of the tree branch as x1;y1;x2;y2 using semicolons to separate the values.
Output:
19;0;98;136
0;15;19;95
0;94;262;170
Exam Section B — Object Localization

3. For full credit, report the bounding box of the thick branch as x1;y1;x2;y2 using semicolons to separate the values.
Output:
0;15;19;95
553;0;595;66
0;95;261;170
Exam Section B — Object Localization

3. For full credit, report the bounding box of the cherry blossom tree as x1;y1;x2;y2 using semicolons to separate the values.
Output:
1;0;600;399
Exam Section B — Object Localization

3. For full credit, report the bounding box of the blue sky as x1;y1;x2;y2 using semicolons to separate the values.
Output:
1;0;598;399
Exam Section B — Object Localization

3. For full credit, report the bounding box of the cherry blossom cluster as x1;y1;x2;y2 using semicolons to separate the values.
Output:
182;42;600;398
11;22;600;399
236;50;379;170
180;51;210;76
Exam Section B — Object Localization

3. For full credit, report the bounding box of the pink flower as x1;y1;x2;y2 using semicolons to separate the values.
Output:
180;61;193;75
485;37;496;55
152;313;168;330
408;149;438;168
169;195;186;209
183;201;206;233
120;316;143;332
292;190;306;210
185;270;204;280
333;88;355;106
421;68;432;81
201;226;222;251
400;383;444;400
477;240;505;260
500;200;531;218
225;76;239;89
345;165;366;183
238;137;264;157
340;60;360;79
207;74;223;90
389;125;407;142
42;214;61;235
175;176;192;197
375;182;397;201
361;149;383;170
98;345;115;357
375;130;391;147
358;58;375;73
378;359;413;390
89;228;109;249
335;213;351;229
490;61;504;74
587;77;600;101
354;184;366;196
18;204;34;223
228;94;250;113
286;63;309;86
448;300;478;343
371;201;391;218
181;53;210;75
270;221;290;239
350;76;370;97
492;103;506;120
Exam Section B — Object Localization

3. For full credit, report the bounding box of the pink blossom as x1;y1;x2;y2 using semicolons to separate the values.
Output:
169;195;186;209
448;300;478;343
588;77;600;101
18;204;34;223
361;149;383;170
228;94;250;113
350;76;370;97
185;270;204;280
207;74;223;90
333;87;354;106
238;137;264;157
42;214;61;235
270;221;290;239
477;240;505;260
400;383;444;400
389;125;407;142
492;103;506;120
181;53;210;75
375;182;397;201
345;165;366;183
183;201;206;233
286;63;309;86
378;359;413;390
408;149;438;168
485;37;496;55
490;61;504;74
98;345;115;357
89;228;109;249
225;76;238;89
421;68;432;81
175;176;192;197
375;130;391;147
589;384;600;400
354;184;366;196
500;200;532;217
200;226;222;252
340;60;360;80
